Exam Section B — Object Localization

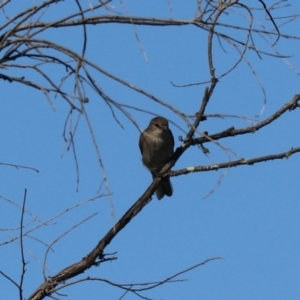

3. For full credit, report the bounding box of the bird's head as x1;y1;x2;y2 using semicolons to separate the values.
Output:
149;116;169;132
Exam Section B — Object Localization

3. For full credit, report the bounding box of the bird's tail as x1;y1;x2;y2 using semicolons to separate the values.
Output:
152;173;173;200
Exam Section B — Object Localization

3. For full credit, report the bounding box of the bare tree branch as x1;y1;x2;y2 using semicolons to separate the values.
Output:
19;189;27;300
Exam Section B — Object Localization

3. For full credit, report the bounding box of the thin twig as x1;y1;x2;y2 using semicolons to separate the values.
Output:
19;189;27;300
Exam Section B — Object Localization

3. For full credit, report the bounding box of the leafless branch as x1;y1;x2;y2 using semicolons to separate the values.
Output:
42;212;98;281
19;189;27;300
170;146;300;177
1;1;300;299
0;162;39;173
52;257;221;298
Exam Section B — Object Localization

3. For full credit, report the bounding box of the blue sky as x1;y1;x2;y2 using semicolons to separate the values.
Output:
1;0;300;299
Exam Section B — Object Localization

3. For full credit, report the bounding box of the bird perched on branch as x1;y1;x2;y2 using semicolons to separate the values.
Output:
139;116;174;200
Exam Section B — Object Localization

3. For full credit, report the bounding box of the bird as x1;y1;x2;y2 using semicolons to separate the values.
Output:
139;116;174;200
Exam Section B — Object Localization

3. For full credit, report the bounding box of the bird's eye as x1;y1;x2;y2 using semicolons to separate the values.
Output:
154;123;159;128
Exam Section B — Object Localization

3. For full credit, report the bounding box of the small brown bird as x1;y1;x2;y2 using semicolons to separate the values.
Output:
139;116;174;200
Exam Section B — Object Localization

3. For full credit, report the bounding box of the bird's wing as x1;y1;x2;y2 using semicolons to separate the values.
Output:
138;132;144;154
169;128;175;151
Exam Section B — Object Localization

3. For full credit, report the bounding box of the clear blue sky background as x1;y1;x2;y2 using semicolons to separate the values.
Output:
1;1;300;299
